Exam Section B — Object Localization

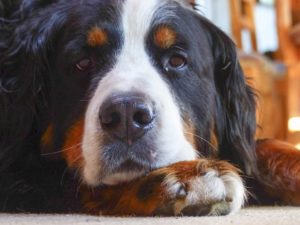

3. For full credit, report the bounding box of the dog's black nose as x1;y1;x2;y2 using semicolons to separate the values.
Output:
99;95;155;145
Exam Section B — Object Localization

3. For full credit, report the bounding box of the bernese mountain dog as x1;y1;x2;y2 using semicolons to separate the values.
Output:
1;0;300;216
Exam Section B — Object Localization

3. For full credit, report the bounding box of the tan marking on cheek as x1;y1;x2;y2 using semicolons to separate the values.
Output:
154;26;177;49
62;119;84;168
183;119;196;148
210;129;219;150
210;120;219;152
87;26;108;47
41;124;53;147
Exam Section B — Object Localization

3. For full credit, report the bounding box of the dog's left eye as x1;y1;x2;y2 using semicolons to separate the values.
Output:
163;52;188;73
169;54;187;69
76;58;93;72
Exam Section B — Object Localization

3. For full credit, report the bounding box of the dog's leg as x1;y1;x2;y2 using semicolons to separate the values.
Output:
253;139;300;205
81;159;245;216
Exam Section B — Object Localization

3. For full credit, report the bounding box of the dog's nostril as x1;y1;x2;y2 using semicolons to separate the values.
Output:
133;109;154;126
100;111;121;129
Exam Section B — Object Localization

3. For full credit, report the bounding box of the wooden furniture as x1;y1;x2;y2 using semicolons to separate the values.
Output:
276;0;300;145
229;0;287;140
239;52;286;140
230;0;257;51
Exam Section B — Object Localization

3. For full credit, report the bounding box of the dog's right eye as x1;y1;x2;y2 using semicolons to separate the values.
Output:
76;58;93;72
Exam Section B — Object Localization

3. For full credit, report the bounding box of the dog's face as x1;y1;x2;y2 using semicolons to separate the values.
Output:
2;0;256;186
57;0;208;186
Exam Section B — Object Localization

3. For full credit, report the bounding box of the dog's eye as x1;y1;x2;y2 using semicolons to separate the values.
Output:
76;58;93;72
168;54;187;69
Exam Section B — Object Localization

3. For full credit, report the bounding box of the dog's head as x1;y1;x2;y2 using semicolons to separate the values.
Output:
1;0;256;186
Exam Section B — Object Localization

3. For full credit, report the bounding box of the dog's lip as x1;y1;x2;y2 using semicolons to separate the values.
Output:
116;159;151;171
104;156;153;174
101;139;157;167
99;159;151;185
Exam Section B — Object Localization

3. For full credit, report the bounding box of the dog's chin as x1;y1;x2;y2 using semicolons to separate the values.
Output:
100;158;153;185
83;159;151;187
101;170;148;185
91;142;155;185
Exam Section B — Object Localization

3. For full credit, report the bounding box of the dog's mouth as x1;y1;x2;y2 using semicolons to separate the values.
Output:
97;140;157;185
100;160;150;185
116;159;148;171
101;140;157;169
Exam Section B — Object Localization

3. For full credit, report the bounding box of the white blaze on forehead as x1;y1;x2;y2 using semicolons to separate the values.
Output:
82;0;197;186
123;0;161;41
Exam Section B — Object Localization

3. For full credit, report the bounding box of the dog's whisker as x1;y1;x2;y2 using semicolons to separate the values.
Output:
73;167;82;179
76;183;82;199
60;166;69;186
242;183;258;204
0;17;20;23
60;154;83;186
183;131;218;152
41;142;82;156
75;168;84;199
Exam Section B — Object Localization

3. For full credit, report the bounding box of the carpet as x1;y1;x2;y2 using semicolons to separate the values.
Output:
0;207;300;225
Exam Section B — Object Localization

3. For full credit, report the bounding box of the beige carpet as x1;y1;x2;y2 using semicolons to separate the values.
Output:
1;207;300;225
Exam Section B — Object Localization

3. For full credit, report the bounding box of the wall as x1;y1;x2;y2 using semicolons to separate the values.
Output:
196;0;278;53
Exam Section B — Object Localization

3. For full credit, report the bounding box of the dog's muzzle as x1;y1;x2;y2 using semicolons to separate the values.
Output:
99;93;156;146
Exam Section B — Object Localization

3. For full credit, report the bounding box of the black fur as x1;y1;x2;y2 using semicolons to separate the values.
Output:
199;17;257;175
0;0;122;212
0;0;256;212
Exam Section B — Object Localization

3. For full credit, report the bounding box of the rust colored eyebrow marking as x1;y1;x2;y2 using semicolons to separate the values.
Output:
154;26;177;49
87;26;108;47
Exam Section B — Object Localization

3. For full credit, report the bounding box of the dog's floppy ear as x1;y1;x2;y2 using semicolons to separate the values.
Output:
0;6;67;171
198;17;257;175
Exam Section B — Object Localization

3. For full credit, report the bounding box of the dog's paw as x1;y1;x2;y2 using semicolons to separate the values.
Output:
153;160;245;216
81;159;245;216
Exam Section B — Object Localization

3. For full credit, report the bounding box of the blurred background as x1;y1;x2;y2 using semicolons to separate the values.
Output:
195;0;300;149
